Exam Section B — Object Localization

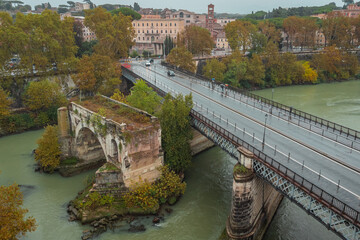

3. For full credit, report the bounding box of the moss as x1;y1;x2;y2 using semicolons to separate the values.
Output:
233;164;248;175
123;132;132;144
61;157;79;166
98;163;120;172
168;196;177;205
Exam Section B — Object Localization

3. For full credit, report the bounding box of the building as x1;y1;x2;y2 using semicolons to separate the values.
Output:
216;31;231;50
131;18;185;55
75;2;90;12
206;4;215;34
217;18;236;27
169;9;206;26
73;16;96;42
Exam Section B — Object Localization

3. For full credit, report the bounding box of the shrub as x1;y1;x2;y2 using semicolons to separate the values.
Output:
35;125;61;172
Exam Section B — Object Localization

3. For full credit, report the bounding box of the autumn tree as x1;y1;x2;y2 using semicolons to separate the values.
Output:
322;12;352;48
12;10;77;74
35;125;61;172
0;183;37;239
178;25;213;56
127;80;161;114
0;87;12;117
283;16;300;50
24;80;67;112
244;54;265;86
311;45;357;80
111;89;127;104
203;59;226;81
225;20;256;53
73;54;122;95
302;62;318;83
159;94;193;173
258;20;281;44
85;7;135;59
166;46;196;72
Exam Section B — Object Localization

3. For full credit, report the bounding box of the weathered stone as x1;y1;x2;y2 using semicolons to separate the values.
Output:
81;229;92;240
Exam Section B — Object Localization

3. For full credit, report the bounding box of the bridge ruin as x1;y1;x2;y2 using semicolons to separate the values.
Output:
57;95;163;195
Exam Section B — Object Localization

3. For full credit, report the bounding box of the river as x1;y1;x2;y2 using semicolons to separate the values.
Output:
0;80;358;240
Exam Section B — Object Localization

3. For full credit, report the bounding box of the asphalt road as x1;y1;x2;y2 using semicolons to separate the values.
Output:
128;60;360;212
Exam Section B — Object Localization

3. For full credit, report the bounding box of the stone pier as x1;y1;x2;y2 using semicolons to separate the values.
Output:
226;147;283;240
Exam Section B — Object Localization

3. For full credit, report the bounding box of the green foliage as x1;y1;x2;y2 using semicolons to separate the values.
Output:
90;108;107;136
203;59;226;82
245;11;267;20
178;25;213;56
24;80;67;112
78;192;114;210
124;166;186;211
126;80;162;114
129;50;139;58
166;47;196;72
233;164;248;174
76;40;98;58
142;50;151;58
98;163;120;172
159;94;193;173
35;125;61;172
110;7;141;20
267;3;338;18
0;87;12;118
164;35;175;56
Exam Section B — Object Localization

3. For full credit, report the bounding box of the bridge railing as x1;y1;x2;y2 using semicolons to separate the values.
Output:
190;109;360;226
161;62;360;142
123;65;360;226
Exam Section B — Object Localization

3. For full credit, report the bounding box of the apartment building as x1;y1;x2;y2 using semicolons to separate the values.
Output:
216;31;231;50
131;18;185;55
75;2;90;12
169;10;206;26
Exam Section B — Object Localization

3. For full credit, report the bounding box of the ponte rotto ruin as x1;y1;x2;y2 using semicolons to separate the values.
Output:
57;95;163;195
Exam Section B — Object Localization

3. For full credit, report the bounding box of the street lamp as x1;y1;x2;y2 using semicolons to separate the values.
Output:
262;114;268;151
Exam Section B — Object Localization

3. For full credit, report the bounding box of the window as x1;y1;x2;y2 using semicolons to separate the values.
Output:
156;23;158;26
161;30;163;33
156;30;158;33
143;37;145;40
142;30;144;33
170;30;172;33
147;37;149;40
151;23;153;26
147;30;149;33
147;23;149;26
175;23;176;26
165;30;167;33
161;23;163;26
187;15;190;18
170;23;172;26
142;23;144;26
152;30;153;33
186;20;190;23
138;37;140;40
133;23;135;27
138;23;140;26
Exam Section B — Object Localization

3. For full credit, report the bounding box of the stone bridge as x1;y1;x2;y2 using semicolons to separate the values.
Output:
57;96;163;194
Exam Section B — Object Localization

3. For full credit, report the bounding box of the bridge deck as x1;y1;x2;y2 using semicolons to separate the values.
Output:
124;61;360;238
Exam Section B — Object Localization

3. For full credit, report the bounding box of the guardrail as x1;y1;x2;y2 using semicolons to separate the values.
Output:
123;65;360;226
161;62;360;143
190;109;360;227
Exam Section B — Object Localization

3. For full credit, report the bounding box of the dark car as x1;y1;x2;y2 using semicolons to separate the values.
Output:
149;58;154;63
167;70;175;76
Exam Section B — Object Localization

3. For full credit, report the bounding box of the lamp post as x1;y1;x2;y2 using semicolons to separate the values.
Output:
262;114;268;151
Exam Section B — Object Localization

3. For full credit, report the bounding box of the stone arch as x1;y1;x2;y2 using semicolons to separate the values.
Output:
74;127;107;164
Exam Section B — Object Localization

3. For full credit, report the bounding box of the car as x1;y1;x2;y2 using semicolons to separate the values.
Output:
167;70;175;76
149;58;154;63
145;61;151;67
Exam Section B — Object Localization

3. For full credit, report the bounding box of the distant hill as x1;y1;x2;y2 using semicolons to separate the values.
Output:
215;13;246;19
244;2;340;20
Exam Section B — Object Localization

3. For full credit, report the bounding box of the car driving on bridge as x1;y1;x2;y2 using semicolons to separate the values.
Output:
167;70;175;76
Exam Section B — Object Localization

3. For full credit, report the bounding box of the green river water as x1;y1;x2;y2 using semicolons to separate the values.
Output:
0;80;359;240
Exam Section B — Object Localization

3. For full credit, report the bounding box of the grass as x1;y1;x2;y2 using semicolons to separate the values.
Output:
233;164;249;175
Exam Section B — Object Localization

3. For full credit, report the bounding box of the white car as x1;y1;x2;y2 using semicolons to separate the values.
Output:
145;61;151;67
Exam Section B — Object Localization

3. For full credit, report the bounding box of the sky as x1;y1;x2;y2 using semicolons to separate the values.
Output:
26;0;344;14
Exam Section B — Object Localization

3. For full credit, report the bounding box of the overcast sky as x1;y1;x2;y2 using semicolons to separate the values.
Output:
26;0;344;14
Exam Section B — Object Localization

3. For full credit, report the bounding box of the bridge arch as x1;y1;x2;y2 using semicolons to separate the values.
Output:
75;126;107;163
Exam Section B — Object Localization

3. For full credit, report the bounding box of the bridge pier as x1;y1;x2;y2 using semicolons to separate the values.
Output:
226;147;283;240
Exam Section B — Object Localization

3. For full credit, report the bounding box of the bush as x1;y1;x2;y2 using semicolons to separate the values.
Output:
79;192;115;210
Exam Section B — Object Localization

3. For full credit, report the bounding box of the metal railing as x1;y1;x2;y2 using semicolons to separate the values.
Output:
190;109;360;227
161;62;360;143
123;66;360;227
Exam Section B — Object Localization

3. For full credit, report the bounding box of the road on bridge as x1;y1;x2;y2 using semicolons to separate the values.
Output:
128;60;360;213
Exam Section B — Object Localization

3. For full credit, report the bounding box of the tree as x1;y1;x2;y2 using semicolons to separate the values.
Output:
203;59;226;81
85;7;135;59
342;0;354;6
67;1;75;7
164;35;174;56
24;80;67;112
35;125;61;172
322;12;352;48
225;20;256;53
159;94;193;173
110;7;141;20
0;183;36;239
76;40;97;57
258;20;281;44
10;10;78;74
250;32;268;54
111;89;127;103
133;2;140;11
178;25;213;56
0;87;12;117
129;50;138;58
302;62;318;83
142;50;151;58
245;54;265;86
126;80;161;114
73;54;122;95
166;47;196;72
283;16;301;50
